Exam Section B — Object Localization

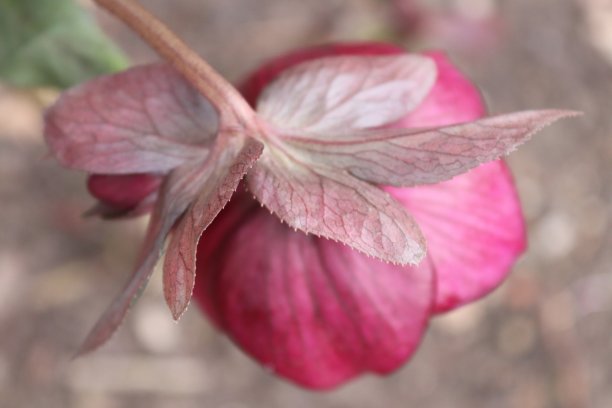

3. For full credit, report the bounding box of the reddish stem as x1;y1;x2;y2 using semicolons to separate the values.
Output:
93;0;256;127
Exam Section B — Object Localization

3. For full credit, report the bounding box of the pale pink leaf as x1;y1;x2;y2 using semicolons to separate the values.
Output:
193;199;434;389
256;55;437;133
286;110;578;187
163;136;263;320
45;64;218;174
239;43;408;106
247;153;426;266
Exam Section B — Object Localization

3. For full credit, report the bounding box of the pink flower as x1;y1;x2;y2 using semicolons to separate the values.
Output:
192;43;527;388
44;37;572;389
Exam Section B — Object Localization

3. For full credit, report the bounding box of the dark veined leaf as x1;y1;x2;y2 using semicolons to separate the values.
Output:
248;153;426;266
78;134;262;354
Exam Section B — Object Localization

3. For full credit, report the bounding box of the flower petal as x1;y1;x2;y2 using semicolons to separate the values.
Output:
397;50;486;127
387;160;525;312
256;55;436;133
285;110;577;187
163;137;263;320
248;153;426;265
44;63;218;174
384;53;532;311
194;199;434;389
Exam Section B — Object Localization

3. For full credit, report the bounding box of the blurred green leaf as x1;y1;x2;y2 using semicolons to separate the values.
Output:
0;0;129;89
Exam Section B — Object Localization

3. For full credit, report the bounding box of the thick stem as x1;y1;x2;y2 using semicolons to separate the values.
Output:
94;0;255;126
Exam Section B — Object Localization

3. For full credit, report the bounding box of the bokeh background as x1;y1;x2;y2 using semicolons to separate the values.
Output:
1;0;611;407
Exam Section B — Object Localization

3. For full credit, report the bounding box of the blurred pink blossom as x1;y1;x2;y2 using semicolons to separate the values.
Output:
392;0;504;54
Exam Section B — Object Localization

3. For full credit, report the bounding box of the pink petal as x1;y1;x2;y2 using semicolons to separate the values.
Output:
383;52;556;311
256;55;436;132
397;51;487;126
379;49;520;311
247;158;425;265
45;64;218;174
163;137;263;320
387;160;526;312
194;197;434;389
285;110;576;187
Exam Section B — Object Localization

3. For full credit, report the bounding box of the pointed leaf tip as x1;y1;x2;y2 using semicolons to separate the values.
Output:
507;108;580;131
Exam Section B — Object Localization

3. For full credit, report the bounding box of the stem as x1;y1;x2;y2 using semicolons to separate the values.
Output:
94;0;255;126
